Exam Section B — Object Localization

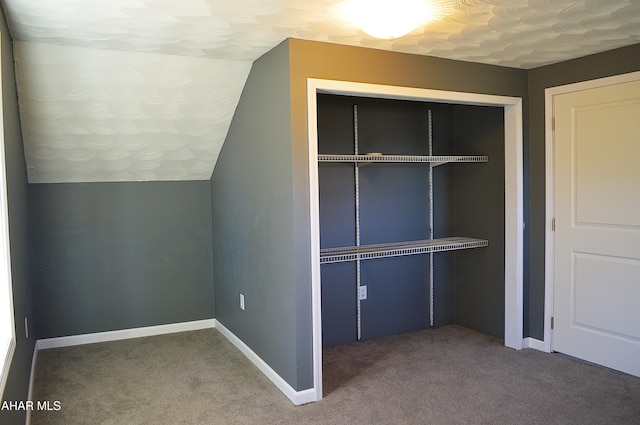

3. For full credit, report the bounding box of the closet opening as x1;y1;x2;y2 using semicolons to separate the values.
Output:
307;79;523;401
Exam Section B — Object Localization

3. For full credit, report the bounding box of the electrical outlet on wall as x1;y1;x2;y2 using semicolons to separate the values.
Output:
24;316;29;339
240;294;245;310
358;286;367;301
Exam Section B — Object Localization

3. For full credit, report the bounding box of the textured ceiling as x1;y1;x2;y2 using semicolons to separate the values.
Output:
14;42;251;182
2;0;640;183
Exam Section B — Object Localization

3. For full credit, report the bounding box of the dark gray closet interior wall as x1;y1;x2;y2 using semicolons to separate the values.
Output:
318;95;505;344
317;95;357;346
526;43;640;340
453;105;505;339
211;40;313;391
0;12;35;425
318;96;442;344
289;38;529;340
29;181;214;339
431;106;456;327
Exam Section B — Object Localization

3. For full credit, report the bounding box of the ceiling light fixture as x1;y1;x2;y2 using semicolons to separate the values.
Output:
337;0;451;40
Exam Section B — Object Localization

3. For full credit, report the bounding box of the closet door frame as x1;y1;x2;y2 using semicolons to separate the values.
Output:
307;79;524;402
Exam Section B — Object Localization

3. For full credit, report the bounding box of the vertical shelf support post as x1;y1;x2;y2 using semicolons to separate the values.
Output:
427;110;435;327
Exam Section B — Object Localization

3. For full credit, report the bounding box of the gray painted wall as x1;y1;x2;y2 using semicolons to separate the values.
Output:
318;96;433;344
211;41;314;391
0;10;35;425
453;105;505;338
1;28;636;414
29;181;214;338
288;39;528;368
289;40;640;343
526;43;640;339
318;96;506;343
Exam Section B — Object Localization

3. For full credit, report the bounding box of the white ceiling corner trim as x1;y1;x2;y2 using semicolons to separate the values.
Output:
15;41;252;183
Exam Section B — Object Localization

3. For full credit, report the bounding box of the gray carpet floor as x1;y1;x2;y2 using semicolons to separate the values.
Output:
30;325;640;424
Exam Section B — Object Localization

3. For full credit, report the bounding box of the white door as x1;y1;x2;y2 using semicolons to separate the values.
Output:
553;75;640;377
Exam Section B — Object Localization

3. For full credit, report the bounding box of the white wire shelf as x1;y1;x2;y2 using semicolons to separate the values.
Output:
318;154;488;167
319;237;488;264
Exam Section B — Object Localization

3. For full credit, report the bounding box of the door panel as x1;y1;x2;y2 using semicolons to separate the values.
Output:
573;100;640;227
554;77;640;377
573;253;640;339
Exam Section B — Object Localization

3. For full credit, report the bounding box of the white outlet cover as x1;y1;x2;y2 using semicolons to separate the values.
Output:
358;286;367;301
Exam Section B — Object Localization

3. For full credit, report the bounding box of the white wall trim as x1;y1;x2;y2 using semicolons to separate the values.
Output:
24;344;38;425
306;80;323;403
0;31;18;402
543;70;640;355
213;320;316;406
523;337;546;351
543;85;556;354
26;318;314;416
307;78;525;379
503;99;525;350
35;319;216;350
26;319;216;424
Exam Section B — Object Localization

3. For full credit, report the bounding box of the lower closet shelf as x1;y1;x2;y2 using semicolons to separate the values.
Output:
319;237;488;264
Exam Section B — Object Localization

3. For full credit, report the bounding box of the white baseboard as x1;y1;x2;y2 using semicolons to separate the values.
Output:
523;337;547;352
25;343;38;425
213;319;318;406
26;318;316;413
26;319;214;425
35;319;216;350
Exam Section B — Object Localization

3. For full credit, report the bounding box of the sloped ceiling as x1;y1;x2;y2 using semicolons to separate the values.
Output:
2;0;639;183
14;42;251;182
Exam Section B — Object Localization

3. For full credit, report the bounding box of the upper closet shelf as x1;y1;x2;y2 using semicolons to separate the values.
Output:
319;237;488;264
318;154;488;167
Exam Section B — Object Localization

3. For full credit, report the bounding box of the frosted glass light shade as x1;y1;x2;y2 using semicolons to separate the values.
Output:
339;0;445;39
